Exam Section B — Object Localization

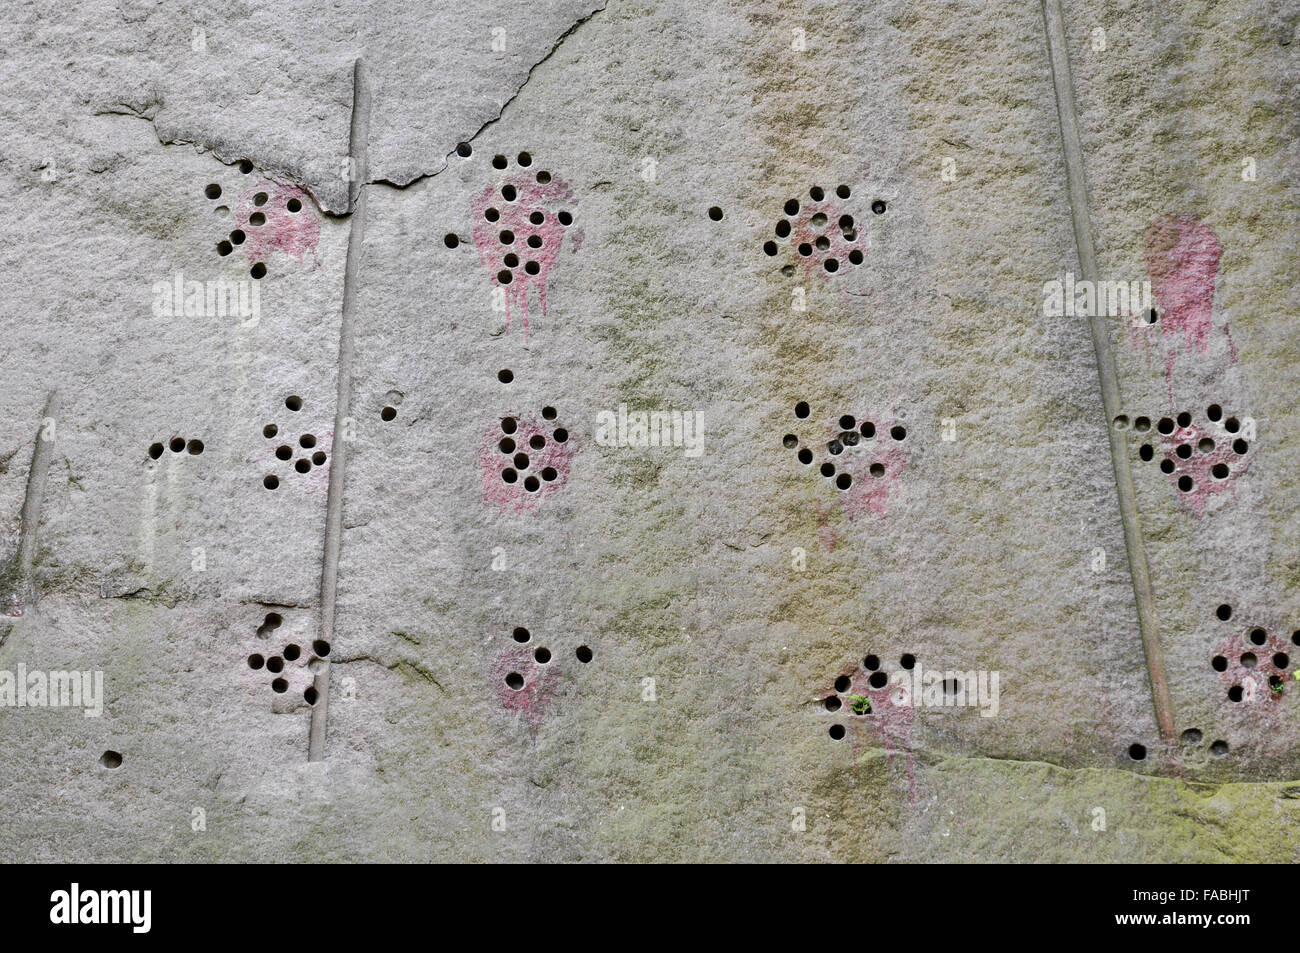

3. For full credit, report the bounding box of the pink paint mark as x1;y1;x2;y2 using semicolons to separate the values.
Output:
832;665;916;802
234;183;321;268
492;645;556;729
1213;625;1290;721
1142;215;1224;397
1154;416;1249;517
784;197;865;281
479;413;577;514
471;169;583;341
816;505;838;552
793;413;907;520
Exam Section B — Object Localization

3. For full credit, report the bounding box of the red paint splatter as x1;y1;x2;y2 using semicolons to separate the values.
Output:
471;169;582;341
479;413;577;514
1213;625;1290;721
1141;215;1224;396
492;645;556;729
783;197;865;281
830;665;916;802
234;183;321;267
1152;416;1249;517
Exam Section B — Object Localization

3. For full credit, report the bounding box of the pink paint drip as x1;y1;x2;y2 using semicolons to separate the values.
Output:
1213;626;1290;723
1142;215;1224;397
234;183;321;267
834;666;916;803
492;644;557;729
785;198;865;281
479;413;577;514
1156;418;1248;517
471;170;583;341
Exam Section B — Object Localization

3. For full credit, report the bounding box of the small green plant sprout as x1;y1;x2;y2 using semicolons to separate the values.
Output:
1270;677;1285;695
848;693;872;715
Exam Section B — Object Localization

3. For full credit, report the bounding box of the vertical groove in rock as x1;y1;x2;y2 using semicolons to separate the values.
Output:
1041;0;1174;744
310;58;372;762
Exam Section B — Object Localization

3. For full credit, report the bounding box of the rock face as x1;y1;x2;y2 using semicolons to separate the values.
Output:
0;0;1297;863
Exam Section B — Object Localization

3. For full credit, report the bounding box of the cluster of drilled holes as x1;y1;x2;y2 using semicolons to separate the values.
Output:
246;612;330;704
786;402;904;489
498;408;567;492
503;626;592;691
262;396;324;488
454;151;571;284
825;651;912;739
147;436;204;460
1211;612;1295;704
763;185;871;274
1132;405;1249;493
205;176;296;278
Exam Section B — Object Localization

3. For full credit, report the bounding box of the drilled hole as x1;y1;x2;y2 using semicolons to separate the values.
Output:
828;724;846;740
1128;743;1146;761
444;234;459;248
295;459;311;473
285;396;302;411
272;678;288;693
534;647;551;664
708;206;723;221
204;184;221;200
576;645;593;663
248;653;265;670
99;751;122;769
284;644;301;661
263;474;279;489
381;406;397;421
267;656;284;674
304;686;319;705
